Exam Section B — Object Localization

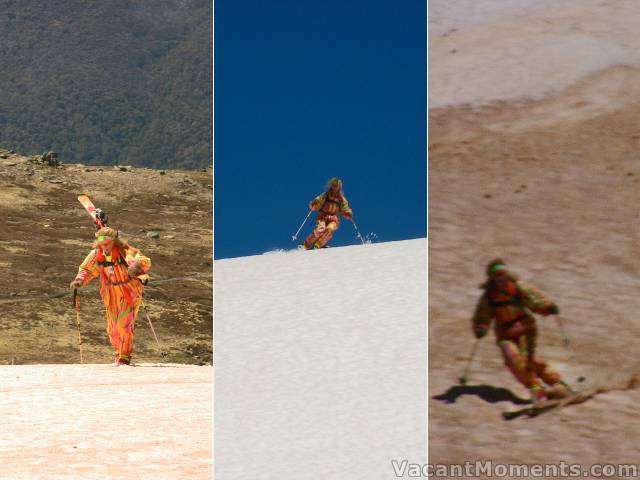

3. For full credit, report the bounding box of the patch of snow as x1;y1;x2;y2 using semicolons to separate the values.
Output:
215;239;428;479
0;364;212;479
429;0;640;107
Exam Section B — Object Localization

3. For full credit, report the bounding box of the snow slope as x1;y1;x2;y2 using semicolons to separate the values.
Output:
0;364;212;480
429;0;640;107
215;239;427;479
429;0;640;469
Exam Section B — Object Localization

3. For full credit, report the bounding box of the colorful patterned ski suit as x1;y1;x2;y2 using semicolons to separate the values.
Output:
74;245;151;362
304;190;353;249
472;279;561;393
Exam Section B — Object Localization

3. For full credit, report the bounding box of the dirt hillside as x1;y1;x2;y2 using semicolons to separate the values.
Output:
0;150;212;365
429;0;640;471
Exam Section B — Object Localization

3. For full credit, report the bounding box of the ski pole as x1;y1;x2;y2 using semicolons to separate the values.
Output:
350;219;366;245
555;315;585;383
555;315;575;361
141;298;168;357
292;210;312;241
72;289;84;364
458;338;480;385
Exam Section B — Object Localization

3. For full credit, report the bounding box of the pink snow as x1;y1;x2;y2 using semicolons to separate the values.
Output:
0;363;212;480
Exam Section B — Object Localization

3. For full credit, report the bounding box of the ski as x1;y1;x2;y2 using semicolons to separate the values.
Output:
297;244;331;251
78;194;109;230
502;388;597;420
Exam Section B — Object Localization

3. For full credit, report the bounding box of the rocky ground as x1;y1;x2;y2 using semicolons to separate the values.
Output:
0;149;212;365
429;0;640;473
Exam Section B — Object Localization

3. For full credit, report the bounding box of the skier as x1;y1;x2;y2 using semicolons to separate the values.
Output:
472;259;571;402
70;227;151;365
303;177;354;249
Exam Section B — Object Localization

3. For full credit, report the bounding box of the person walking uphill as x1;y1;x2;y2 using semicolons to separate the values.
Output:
303;177;354;249
472;259;571;402
70;227;151;366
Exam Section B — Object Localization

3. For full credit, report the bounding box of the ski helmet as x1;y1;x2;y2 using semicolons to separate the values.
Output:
486;258;507;277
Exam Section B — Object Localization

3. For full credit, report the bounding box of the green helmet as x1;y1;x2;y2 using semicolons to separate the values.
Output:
486;258;507;277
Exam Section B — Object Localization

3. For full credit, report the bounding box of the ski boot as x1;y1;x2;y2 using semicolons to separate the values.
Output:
115;355;131;366
546;380;573;399
530;384;547;404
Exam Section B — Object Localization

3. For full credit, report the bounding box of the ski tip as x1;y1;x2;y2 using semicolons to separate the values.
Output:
502;410;525;421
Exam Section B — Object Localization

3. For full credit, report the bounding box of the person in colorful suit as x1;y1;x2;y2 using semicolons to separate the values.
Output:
303;177;354;250
70;227;151;365
472;259;570;402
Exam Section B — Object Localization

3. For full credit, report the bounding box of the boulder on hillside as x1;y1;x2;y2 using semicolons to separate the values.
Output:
29;151;61;167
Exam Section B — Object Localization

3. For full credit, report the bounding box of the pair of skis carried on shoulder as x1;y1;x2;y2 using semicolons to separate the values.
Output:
77;194;109;229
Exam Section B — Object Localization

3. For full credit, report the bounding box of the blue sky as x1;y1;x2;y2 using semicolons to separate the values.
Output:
215;1;426;259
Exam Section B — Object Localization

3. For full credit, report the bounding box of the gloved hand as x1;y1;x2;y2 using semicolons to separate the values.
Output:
474;325;488;339
547;304;559;315
128;261;143;278
69;279;82;289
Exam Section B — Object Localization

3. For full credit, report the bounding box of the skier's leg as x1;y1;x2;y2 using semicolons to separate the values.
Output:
523;329;571;398
498;339;542;396
106;307;121;353
304;220;326;249
529;358;561;386
103;288;123;361
116;307;135;363
115;288;140;363
524;330;561;386
314;220;338;248
105;288;135;364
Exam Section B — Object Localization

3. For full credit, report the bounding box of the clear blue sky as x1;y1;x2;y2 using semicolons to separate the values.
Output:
215;1;426;259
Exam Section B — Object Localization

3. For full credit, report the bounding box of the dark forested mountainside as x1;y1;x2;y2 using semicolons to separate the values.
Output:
0;0;212;169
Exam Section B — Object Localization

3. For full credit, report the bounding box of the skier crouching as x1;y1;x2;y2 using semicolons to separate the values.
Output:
472;259;571;402
304;177;354;249
70;227;151;365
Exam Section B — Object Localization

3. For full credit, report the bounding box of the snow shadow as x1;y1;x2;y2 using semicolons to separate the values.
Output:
432;384;532;405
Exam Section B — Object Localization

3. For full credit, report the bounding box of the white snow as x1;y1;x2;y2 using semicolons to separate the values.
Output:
0;364;212;480
215;239;428;479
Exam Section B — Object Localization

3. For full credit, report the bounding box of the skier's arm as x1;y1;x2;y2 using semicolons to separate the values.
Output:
471;293;493;338
72;250;100;287
309;193;325;211
518;281;559;315
125;246;151;277
340;195;353;220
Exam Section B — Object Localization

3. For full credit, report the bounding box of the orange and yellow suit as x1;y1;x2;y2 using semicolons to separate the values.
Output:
74;245;151;362
472;280;560;393
304;191;353;249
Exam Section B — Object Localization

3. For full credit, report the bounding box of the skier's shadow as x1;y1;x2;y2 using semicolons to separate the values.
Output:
433;384;531;405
